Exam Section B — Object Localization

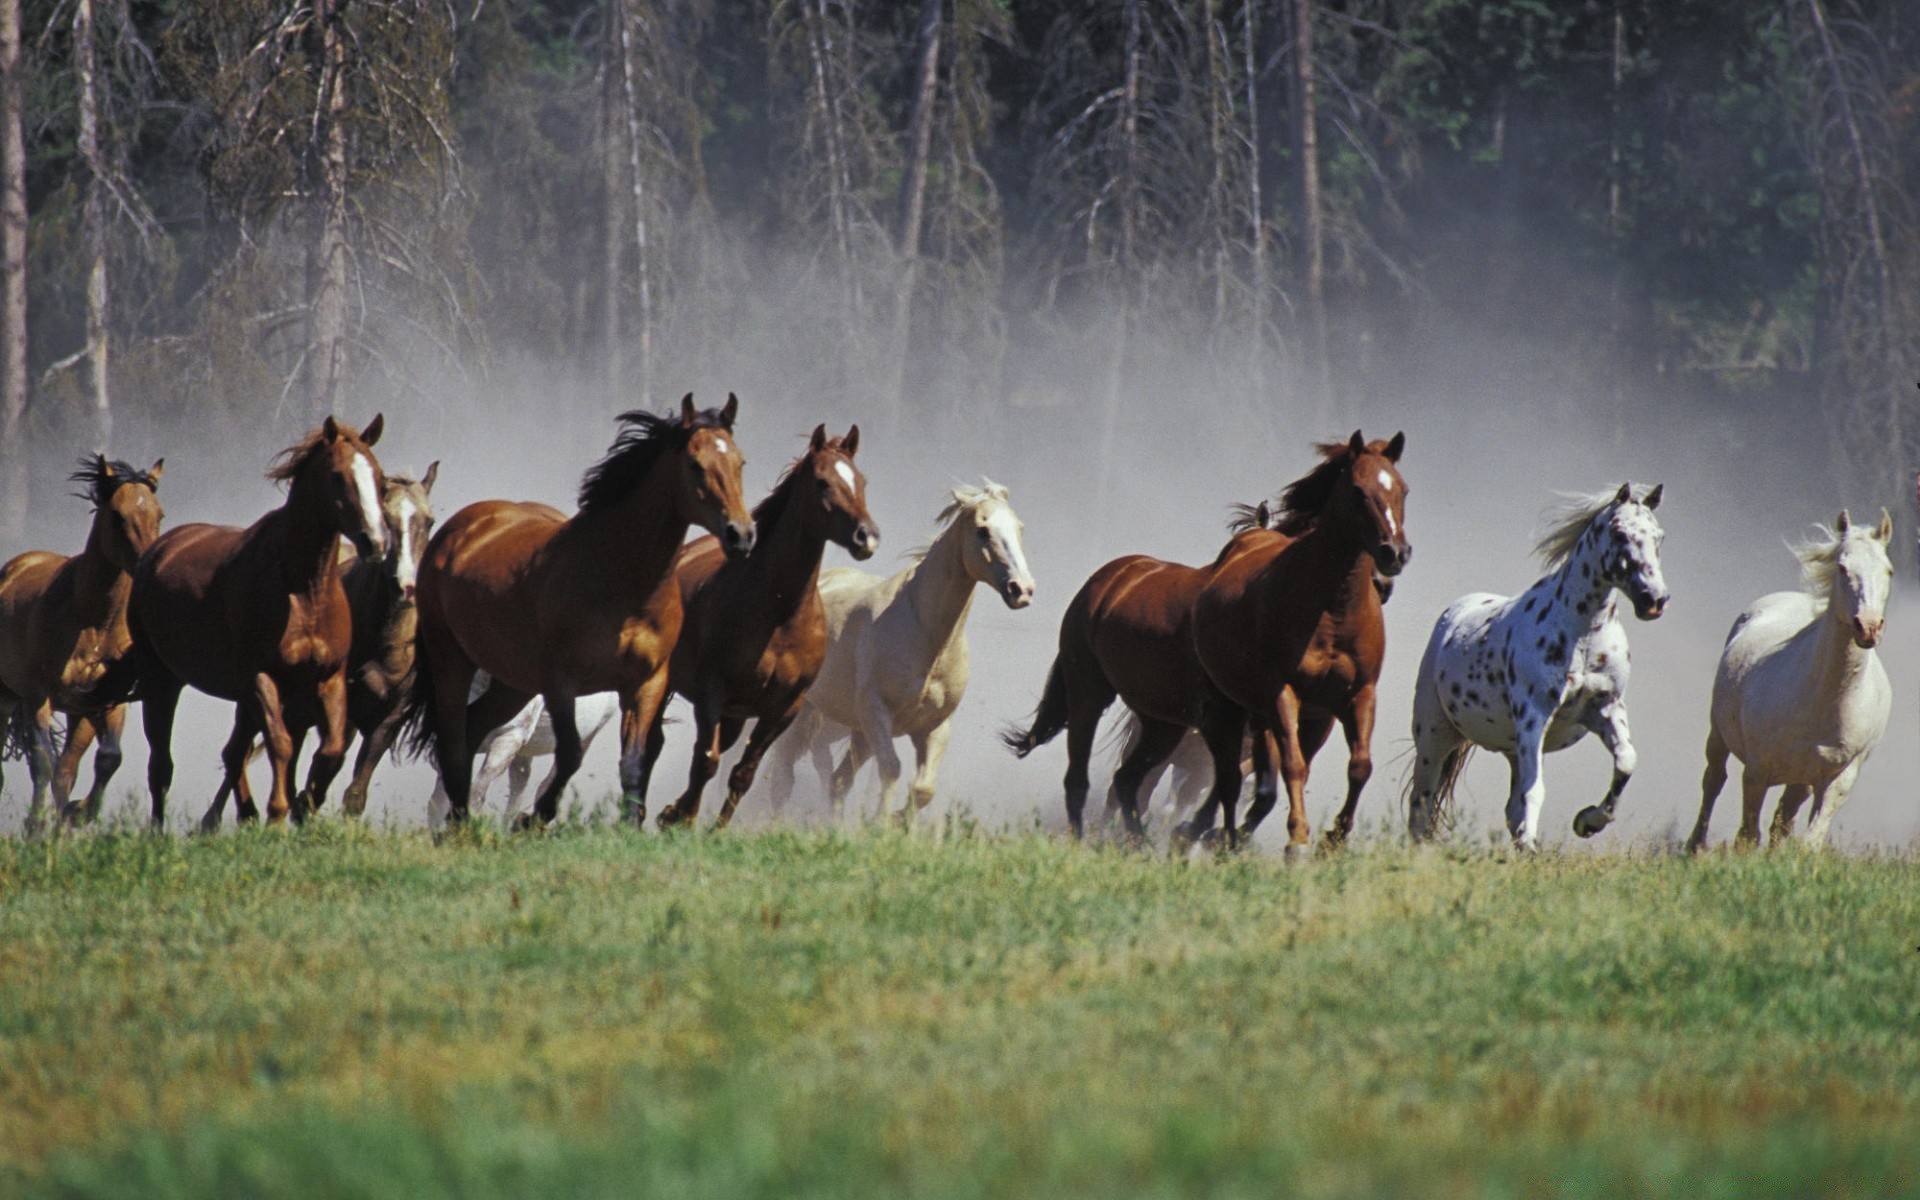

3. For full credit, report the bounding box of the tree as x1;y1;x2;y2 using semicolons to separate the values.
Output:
1;0;25;541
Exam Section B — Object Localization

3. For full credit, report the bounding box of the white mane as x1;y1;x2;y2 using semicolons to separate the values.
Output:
1532;485;1651;566
911;479;1013;561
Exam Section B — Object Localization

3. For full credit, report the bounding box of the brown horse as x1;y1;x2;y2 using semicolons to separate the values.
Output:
128;416;389;828
1182;431;1409;855
648;424;878;830
197;464;437;830
405;394;754;828
0;456;164;830
1002;505;1286;840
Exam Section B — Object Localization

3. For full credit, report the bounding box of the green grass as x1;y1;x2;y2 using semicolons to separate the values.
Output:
2;824;1918;1197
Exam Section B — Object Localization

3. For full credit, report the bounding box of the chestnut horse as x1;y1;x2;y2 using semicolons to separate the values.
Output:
404;395;754;828
197;464;437;830
648;424;879;830
128;416;389;828
1182;432;1410;855
0;456;165;830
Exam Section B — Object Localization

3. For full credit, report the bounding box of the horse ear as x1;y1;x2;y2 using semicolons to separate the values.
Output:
678;393;697;425
1876;508;1893;542
1643;483;1662;510
362;413;384;447
843;424;860;457
1384;431;1405;462
421;460;439;494
1614;482;1633;505
1348;429;1366;456
98;454;115;479
809;423;828;451
147;458;165;487
323;414;342;441
720;392;740;430
1256;499;1272;527
1836;509;1851;534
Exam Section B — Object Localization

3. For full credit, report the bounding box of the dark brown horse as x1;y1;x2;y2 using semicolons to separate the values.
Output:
1002;506;1285;840
1182;432;1410;855
648;424;878;830
197;464;437;830
0;456;165;830
128;416;389;828
405;394;754;828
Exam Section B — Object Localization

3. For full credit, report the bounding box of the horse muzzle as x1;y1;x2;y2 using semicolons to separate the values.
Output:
1632;590;1668;621
1853;616;1883;649
1372;541;1411;577
848;523;880;561
1000;577;1035;610
720;519;757;560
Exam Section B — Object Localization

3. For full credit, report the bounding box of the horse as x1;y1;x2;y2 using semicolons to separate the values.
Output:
196;464;437;830
1180;432;1411;855
766;480;1034;824
1406;482;1668;850
647;424;879;830
128;416;389;828
425;690;620;829
403;394;754;828
0;456;165;830
1687;510;1892;850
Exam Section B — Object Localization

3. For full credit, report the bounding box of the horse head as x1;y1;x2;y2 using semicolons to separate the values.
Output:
1596;482;1668;621
74;455;165;574
1827;508;1893;648
378;461;437;602
1336;430;1412;578
676;393;756;560
799;423;879;560
946;480;1034;609
273;414;389;559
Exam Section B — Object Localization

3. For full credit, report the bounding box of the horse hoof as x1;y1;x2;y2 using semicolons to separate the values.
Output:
510;812;540;834
1196;827;1228;853
657;806;689;830
1572;806;1609;839
1283;842;1310;864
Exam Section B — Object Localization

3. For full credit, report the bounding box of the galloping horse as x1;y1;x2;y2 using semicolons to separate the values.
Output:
129;416;388;827
1406;483;1667;850
196;465;437;830
1181;432;1411;854
426;690;620;829
767;481;1034;824
1688;510;1891;850
649;425;879;830
0;456;164;830
405;395;754;827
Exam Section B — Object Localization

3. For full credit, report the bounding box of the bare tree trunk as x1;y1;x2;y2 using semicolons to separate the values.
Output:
602;2;624;393
616;0;652;407
1098;0;1144;506
803;0;855;310
0;0;26;540
76;0;110;454
1202;0;1229;335
1290;0;1328;401
1244;0;1266;398
303;0;351;422
887;0;942;424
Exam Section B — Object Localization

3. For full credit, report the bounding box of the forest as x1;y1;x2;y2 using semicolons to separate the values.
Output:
0;0;1915;549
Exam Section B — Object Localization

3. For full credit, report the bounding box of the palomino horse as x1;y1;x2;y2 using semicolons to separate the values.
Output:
1688;510;1892;850
1181;432;1411;855
405;394;754;827
649;425;879;830
129;416;389;827
0;456;165;830
426;690;619;829
197;465;437;830
767;481;1034;823
1406;483;1668;850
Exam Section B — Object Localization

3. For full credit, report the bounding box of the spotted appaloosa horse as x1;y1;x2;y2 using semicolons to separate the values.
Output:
0;456;165;830
1406;483;1668;850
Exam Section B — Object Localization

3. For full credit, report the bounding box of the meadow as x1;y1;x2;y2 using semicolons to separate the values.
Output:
2;822;1918;1198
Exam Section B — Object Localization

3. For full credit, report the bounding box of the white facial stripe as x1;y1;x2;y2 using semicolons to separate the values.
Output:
1377;469;1395;492
351;454;382;543
833;460;856;489
1385;507;1398;537
989;507;1032;586
713;437;730;456
394;497;419;587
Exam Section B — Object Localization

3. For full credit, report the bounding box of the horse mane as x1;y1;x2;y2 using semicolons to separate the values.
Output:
1790;523;1853;610
1225;500;1273;535
69;457;158;506
266;427;339;485
1532;485;1653;566
578;406;725;514
751;442;841;530
910;479;1011;561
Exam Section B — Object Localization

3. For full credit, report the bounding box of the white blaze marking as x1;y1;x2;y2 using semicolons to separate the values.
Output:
834;460;856;489
713;437;730;456
351;453;384;549
1385;507;1398;536
1377;469;1395;492
394;496;418;589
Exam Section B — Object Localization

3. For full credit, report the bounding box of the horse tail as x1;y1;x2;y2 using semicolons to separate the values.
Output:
0;704;33;762
1001;654;1070;758
396;641;440;768
1403;742;1474;834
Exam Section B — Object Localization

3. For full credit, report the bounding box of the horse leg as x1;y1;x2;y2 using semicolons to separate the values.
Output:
1060;684;1113;840
469;730;523;823
830;730;874;816
1407;685;1463;843
22;701;59;836
254;674;297;825
659;699;728;828
1734;767;1770;849
141;676;184;830
625;705;668;827
343;699;408;818
1324;688;1375;848
864;709;906;825
423;642;481;826
764;705;819;817
902;718;953;824
524;691;584;828
1572;699;1635;839
52;712;93;822
201;709;260;833
810;732;838;808
1686;727;1730;853
615;670;671;827
1803;761;1861;848
1269;689;1313;858
717;703;804;830
296;670;352;820
1769;783;1813;845
1106;715;1183;844
1178;703;1248;853
1505;710;1549;850
1103;717;1145;830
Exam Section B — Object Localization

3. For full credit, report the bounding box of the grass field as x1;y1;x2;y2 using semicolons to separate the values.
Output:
2;823;1918;1198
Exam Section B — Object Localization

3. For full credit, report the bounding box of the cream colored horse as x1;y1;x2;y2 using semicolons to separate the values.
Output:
1688;510;1893;850
765;482;1035;822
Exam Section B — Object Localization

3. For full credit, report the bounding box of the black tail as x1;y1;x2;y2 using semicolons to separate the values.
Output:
396;643;440;768
1;704;33;762
1000;655;1070;758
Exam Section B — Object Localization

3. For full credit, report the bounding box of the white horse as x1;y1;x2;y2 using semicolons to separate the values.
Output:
765;481;1035;822
427;685;619;829
1687;510;1892;850
1407;483;1668;849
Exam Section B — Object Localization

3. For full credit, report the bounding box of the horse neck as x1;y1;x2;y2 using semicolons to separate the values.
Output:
568;458;692;589
70;519;132;623
349;559;417;675
1269;511;1376;614
1529;532;1619;635
901;523;978;649
1805;593;1877;696
278;479;346;598
745;483;831;620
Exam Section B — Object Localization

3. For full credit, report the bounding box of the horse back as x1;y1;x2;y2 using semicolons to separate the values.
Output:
0;550;72;695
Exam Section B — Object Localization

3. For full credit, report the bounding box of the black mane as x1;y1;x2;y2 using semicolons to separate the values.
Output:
1269;440;1359;536
578;405;726;514
69;457;158;507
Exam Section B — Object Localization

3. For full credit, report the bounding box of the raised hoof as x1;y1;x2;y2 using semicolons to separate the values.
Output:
1571;805;1610;839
